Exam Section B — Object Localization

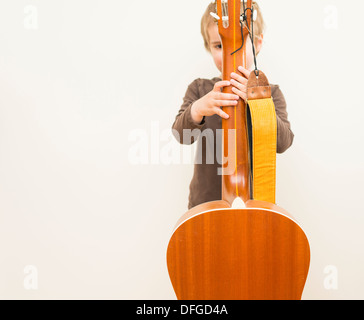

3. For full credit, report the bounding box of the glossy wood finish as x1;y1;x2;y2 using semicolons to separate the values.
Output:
167;201;310;300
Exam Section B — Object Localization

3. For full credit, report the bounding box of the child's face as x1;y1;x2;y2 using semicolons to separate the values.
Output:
207;23;263;73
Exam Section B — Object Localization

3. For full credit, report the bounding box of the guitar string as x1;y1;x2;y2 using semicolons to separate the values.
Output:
229;0;248;55
246;6;259;76
230;3;259;77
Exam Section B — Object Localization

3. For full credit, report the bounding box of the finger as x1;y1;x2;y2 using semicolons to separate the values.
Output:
213;107;230;119
237;66;251;79
232;87;247;101
215;92;240;100
216;99;238;107
230;72;248;85
213;80;231;92
230;79;246;91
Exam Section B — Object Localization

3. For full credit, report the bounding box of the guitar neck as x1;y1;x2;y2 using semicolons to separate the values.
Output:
218;0;252;204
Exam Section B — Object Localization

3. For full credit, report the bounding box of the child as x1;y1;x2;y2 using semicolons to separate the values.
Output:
172;1;294;210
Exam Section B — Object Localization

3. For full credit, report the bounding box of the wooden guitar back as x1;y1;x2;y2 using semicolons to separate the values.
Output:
167;200;310;300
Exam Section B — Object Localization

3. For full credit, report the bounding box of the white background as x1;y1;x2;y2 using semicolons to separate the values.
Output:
0;0;363;299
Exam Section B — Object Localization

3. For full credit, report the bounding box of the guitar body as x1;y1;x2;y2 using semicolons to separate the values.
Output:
167;199;310;300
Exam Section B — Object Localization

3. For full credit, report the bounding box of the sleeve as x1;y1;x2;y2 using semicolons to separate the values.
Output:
171;79;207;145
271;85;295;154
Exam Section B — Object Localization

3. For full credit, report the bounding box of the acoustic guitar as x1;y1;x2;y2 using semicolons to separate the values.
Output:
167;0;310;300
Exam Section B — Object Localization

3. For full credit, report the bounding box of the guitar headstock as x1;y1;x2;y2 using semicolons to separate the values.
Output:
213;0;253;43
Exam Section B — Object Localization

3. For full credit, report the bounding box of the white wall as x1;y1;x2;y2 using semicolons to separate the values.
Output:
0;0;362;299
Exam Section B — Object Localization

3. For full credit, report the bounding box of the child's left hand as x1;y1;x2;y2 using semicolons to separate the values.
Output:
230;66;251;102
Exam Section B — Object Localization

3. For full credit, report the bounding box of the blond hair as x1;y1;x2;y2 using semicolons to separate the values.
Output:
201;1;265;52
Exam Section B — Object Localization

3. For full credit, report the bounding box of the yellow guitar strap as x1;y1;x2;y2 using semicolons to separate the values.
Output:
246;71;277;204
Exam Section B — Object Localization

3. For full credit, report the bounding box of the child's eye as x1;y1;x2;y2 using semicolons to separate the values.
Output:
215;44;222;49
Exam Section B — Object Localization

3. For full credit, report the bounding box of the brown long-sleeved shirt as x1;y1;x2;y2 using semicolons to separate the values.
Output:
172;77;294;210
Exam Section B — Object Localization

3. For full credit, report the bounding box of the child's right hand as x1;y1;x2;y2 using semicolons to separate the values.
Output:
191;80;239;123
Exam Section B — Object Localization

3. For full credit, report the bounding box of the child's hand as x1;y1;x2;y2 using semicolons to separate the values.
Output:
230;66;251;102
191;80;240;122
